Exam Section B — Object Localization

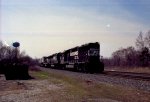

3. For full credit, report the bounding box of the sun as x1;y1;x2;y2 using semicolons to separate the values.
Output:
106;24;110;28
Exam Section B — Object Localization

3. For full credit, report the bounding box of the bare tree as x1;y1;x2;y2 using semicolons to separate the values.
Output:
145;30;150;50
111;48;127;66
135;31;150;67
104;30;150;68
110;47;138;67
124;47;138;66
139;47;150;67
136;31;145;51
0;41;27;63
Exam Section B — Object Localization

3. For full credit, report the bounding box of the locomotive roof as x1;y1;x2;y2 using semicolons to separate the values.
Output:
64;42;99;52
45;42;99;58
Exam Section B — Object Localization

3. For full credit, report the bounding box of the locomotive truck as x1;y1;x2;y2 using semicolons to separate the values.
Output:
40;42;104;73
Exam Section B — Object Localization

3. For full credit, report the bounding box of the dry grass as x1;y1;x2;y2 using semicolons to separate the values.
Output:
105;67;150;74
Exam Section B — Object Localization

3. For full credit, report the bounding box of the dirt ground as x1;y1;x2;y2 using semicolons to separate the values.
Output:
0;75;118;102
0;74;65;102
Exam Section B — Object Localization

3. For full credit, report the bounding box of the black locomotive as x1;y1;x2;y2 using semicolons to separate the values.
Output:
40;42;104;73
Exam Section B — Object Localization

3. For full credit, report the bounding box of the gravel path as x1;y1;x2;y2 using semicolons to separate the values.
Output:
0;74;119;102
0;76;64;102
38;66;150;92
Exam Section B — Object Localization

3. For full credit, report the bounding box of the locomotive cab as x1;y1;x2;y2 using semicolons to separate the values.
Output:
88;48;101;72
86;43;104;73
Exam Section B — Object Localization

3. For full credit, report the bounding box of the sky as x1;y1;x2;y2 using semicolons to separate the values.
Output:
0;0;150;58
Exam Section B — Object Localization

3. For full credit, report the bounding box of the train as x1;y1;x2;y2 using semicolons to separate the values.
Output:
40;42;104;73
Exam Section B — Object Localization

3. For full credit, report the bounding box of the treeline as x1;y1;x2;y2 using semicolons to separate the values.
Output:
103;30;150;67
0;41;38;68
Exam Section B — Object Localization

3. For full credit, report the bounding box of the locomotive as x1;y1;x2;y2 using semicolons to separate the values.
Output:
40;42;104;73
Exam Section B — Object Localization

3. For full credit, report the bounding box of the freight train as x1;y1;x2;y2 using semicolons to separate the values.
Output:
40;42;104;73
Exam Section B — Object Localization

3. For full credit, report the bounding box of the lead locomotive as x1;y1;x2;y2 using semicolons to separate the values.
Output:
41;42;104;73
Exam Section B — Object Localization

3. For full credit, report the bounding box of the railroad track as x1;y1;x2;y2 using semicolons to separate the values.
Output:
102;71;150;81
38;66;150;81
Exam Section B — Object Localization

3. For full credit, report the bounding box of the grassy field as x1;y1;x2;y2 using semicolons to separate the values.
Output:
29;68;150;102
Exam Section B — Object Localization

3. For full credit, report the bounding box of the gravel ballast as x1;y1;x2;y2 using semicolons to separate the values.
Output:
38;66;150;92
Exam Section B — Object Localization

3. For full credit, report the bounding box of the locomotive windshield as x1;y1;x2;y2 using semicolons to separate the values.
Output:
88;49;99;56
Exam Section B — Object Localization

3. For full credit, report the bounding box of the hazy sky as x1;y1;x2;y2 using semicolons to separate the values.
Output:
1;0;150;58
